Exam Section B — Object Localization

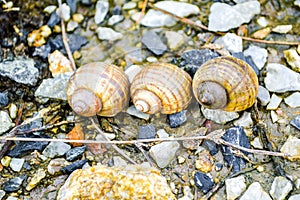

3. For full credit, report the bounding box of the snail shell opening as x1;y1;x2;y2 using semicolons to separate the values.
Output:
69;88;102;117
132;90;162;114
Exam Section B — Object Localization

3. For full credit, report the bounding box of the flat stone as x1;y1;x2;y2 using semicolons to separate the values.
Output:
0;58;39;85
96;27;123;41
289;194;300;200
201;107;239;124
0;111;14;135
26;169;46;191
61;159;87;174
225;175;247;200
264;63;300;92
280;135;300;161
244;45;268;70
233;112;253;128
251;137;264;149
95;0;109;24
122;2;136;10
266;94;282;110
56;3;70;21
157;129;169;138
149;141;180;168
42;142;71;158
165;31;185;50
126;106;150;120
48;158;70;175
138;124;156;139
194;172;214;194
108;15;124;26
284;92;300;108
214;33;243;53
272;25;292;34
66;20;79;32
257;86;271;106
167;110;187;128
7;139;48;157
65;146;86;161
284;48;300;72
112;156;127;167
240;182;271;200
290;115;300;130
208;1;260;32
2;175;26;192
270;176;293;200
9;158;24;172
142;30;167;56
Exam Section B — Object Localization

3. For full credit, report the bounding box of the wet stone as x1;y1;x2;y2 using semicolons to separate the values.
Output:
257;86;271;106
61;159;87;174
221;126;251;173
65;146;86;161
240;182;271;200
167;110;187;128
290;115;300;130
214;33;243;53
95;0;109;24
138;124;156;139
0;111;14;135
225;175;246;200
194;172;214;194
2;175;26;192
42;142;71;158
270;176;293;200
142;30;167;56
0;91;9;108
0;58;39;86
10;158;24;172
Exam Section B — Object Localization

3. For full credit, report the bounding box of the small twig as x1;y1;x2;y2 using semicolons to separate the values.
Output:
136;0;148;25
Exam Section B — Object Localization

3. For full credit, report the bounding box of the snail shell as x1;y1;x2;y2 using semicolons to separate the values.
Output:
130;63;192;114
66;62;130;117
192;56;258;112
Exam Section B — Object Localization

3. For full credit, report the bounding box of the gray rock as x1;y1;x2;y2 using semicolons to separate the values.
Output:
250;137;264;149
165;31;185;50
240;182;272;200
0;111;14;135
95;0;109;24
266;94;282;110
167;110;187;128
112;156;127;167
141;1;199;27
138;124;156;139
270;176;293;200
108;15;124;26
233;112;253;128
201;107;239;124
280;136;300;159
284;92;300;108
56;3;71;21
65;146;86;161
225;175;246;200
124;65;142;83
257;86;271;106
0;58;39;85
96;27;123;41
0;190;5;199
289;194;300;200
122;2;136;10
244;45;268;70
48;158;70;175
284;48;300;72
272;25;292;34
264;63;300;92
67;20;78;32
214;33;242;53
149;141;180;168
42;142;71;158
126;106;150;120
35;72;72;101
9;158;25;172
208;1;260;32
156;129;169;138
142;30;167;56
2;175;26;192
6;197;18;200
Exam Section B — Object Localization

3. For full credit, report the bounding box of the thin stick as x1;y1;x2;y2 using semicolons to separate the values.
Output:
136;0;148;25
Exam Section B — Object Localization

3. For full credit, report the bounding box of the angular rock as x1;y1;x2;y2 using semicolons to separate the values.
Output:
108;15;124;26
49;34;88;54
270;176;293;200
284;92;300;108
0;91;9;108
94;0;109;24
225;175;247;200
165;31;185;50
56;3;71;21
65;146;86;161
142;30;167;56
284;48;300;72
2;175;26;192
26;169;46;191
272;25;292;34
233;112;253;128
48;158;70;175
214;33;242;53
126;106;150;120
96;27;123;41
0;111;14;135
47;11;61;28
9;158;24;172
61;159;87;174
289;194;300;200
266;94;282;110
280;135;300;161
42;142;71;158
138;124;156;139
244;45;268;70
167;110;187;128
201;107;239;124
257;86;270;106
194;172;214;194
290;115;300;130
7;137;48;157
208;1;260;32
240;182;272;200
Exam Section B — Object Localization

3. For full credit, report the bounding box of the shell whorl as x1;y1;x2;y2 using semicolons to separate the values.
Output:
192;56;259;111
66;62;130;117
130;63;192;114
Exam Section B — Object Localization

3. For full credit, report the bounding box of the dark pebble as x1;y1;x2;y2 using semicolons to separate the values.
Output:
23;162;31;170
0;91;9;107
194;172;214;194
202;140;218;156
61;159;87;174
32;43;52;60
67;0;77;13
81;0;92;6
16;118;43;132
215;163;223;171
167;110;187;128
141;30;167;56
221;126;251;173
290;115;300;130
112;5;122;15
7;140;49;157
138;124;156;139
175;49;219;77
65;146;86;161
49;34;88;54
47;11;61;28
1;37;15;48
232;52;259;75
2;175;26;192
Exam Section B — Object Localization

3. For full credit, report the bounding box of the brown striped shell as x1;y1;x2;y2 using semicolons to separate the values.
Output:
192;56;258;112
130;63;192;114
66;62;130;117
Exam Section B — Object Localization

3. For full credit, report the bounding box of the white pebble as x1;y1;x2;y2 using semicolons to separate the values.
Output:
266;94;282;110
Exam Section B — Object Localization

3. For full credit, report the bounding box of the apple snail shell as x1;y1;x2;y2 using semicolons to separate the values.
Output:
192;56;259;112
130;63;193;114
66;62;130;117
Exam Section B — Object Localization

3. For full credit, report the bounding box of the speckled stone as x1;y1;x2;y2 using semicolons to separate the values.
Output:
57;165;176;199
42;141;71;158
270;176;293;200
26;169;46;191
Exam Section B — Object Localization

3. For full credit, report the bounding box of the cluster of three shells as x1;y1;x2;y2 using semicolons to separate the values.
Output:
66;56;259;117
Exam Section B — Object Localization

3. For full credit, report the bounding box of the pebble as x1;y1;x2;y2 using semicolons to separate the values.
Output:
264;63;300;92
66;0;77;13
1;156;11;167
284;92;300;107
194;172;214;194
253;28;271;39
214;33;243;53
280;135;300;161
233;112;253;128
7;139;48;157
0;191;5;199
108;15;124;26
35;72;72;101
57;164;175;199
9;103;17;119
165;31;185;50
201;107;239;124
0;58;39;85
81;0;92;6
26;169;46;191
95;0;109;24
221;126;250;173
251;137;264;149
284;48;300;72
27;25;52;47
244;45;268;70
138;124;156;139
270;176;293;200
123;2;136;10
272;25;292;34
47;12;61;28
289;194;300;200
112;156;127;167
257;16;269;27
126;106;150;120
167;110;187;128
257;86;271;106
49;34;88;54
240;182;272;200
2;175;26;192
202;140;219;156
208;1;261;32
225;175;247;200
48;158;70;175
157;129;169;138
66;20;78;32
61;159;87;174
6;196;18;200
0;91;9;107
195;150;214;173
0;111;14;135
177;156;185;164
44;5;57;14
65;146;86;161
141;30;167;56
32;43;52;60
48;50;74;77
72;13;84;23
290;115;300;130
96;27;123;41
295;0;300;7
56;3;71;22
149;141;180;168
42;141;71;158
124;65;142;83
9;158;25;172
266;94;282;110
140;1;200;27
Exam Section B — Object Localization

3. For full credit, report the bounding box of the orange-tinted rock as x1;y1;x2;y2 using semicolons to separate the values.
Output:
66;124;84;147
48;50;74;77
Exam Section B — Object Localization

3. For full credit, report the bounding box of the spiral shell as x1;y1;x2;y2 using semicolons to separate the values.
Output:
192;56;258;111
130;63;192;114
66;62;130;117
